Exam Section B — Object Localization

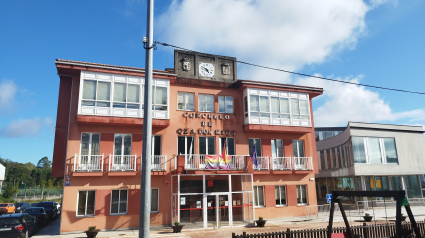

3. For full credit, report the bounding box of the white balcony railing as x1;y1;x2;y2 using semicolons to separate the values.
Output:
184;154;247;170
293;157;313;170
109;154;136;171
253;157;270;170
152;155;167;171
74;154;104;172
271;157;292;170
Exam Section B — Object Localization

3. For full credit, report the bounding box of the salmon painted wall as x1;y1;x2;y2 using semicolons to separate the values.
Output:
58;69;320;232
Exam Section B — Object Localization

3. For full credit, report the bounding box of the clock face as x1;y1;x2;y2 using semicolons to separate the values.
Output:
199;62;215;78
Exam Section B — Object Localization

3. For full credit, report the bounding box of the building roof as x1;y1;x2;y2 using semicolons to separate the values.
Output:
234;79;323;93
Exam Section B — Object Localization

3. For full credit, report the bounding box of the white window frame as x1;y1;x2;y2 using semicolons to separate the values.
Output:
218;96;234;114
152;135;161;156
80;133;101;156
110;189;128;215
177;136;195;156
219;137;235;155
296;185;308;205
355;137;397;164
177;92;195;111
271;139;283;158
113;134;132;156
198;94;215;112
199;137;215;155
76;190;96;217
151;188;159;213
293;140;304;157
253;185;265;207
275;185;287;207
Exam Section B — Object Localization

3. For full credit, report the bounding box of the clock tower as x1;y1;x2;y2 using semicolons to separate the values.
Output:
174;50;237;83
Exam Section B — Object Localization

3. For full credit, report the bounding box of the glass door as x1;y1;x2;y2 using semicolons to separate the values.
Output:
206;195;216;228
218;194;229;227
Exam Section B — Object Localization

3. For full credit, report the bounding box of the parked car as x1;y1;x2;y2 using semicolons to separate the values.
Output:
23;207;47;226
36;202;58;220
15;203;31;213
30;203;39;207
0;204;15;214
0;213;37;238
55;202;61;212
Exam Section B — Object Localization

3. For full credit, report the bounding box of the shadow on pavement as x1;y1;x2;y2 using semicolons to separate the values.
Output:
32;215;61;237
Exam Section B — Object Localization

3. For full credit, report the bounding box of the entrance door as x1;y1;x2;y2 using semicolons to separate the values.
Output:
206;194;230;228
206;195;216;228
218;194;229;227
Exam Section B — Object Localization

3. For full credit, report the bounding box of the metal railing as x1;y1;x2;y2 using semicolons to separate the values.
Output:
151;155;167;171
109;154;136;171
74;154;104;172
293;157;313;170
184;154;247;170
271;157;292;170
253;157;270;170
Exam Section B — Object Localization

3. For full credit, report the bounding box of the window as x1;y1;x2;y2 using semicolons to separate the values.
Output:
341;145;346;167
333;148;337;168
80;133;100;156
296;185;308;205
367;137;382;164
113;83;140;109
270;97;290;119
220;137;235;155
198;94;214;112
275;186;287;206
249;139;262;157
177;92;194;111
152;85;168;111
271;139;283;158
151;188;159;212
77;190;95;216
337;147;341;168
352;137;398;164
326;149;332;169
199;137;215;155
151;136;162;170
244;96;248;118
253;186;265;207
293;140;305;157
320;151;325;170
82;80;111;107
291;99;309;120
177;136;194;155
249;95;269;118
152;135;161;156
218;96;234;113
352;137;366;163
383;138;398;163
113;134;132;169
111;190;127;215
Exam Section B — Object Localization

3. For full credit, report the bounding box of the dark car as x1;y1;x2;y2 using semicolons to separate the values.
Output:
24;207;47;226
15;203;31;213
36;202;58;220
30;203;39;207
0;213;37;238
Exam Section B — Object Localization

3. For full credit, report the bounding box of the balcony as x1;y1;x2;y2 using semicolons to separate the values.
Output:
272;157;292;170
74;154;104;172
253;157;313;171
253;157;270;170
109;154;136;171
293;157;313;170
185;154;247;170
152;155;167;171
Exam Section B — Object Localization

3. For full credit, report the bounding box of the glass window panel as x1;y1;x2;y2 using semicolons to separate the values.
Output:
299;100;309;115
127;84;140;103
86;191;95;215
260;113;270;117
275;186;280;205
352;137;366;163
83;80;96;100
113;83;126;102
97;82;110;101
227;138;235;155
91;134;100;155
96;101;110;107
280;98;289;114
383;138;398;163
123;135;132;155
271;140;277;158
250;95;259;112
225;96;233;113
155;87;167;105
113;103;125;108
119;190;127;214
153;136;161;156
114;134;123;155
291;99;300;115
82;100;95;106
151;189;159;212
206;95;214;112
177;93;184;110
301;186;307;204
249;139;262;157
218;96;225;113
259;96;269;112
271;97;279;113
272;114;280;118
293;140;304;157
207;137;215;155
127;104;139;109
277;140;283;157
250;112;260;117
199;137;206;155
253;186;258;206
177;136;185;155
198;94;206;112
367;138;382;164
77;191;87;216
186;93;194;111
111;190;119;214
81;133;90;156
186;137;194;155
280;186;286;205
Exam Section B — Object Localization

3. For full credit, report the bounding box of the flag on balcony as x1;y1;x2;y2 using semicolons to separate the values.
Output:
221;140;227;165
205;155;220;169
251;144;258;168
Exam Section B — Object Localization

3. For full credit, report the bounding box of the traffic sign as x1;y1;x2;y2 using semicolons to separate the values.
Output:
326;194;332;203
65;181;70;186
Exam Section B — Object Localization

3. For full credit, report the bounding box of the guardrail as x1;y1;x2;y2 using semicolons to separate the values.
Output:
271;157;292;170
253;157;270;170
184;154;248;170
152;155;167;171
74;154;104;172
109;154;136;171
293;157;313;170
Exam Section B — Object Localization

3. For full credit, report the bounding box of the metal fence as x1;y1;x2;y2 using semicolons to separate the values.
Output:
232;221;425;238
14;188;63;201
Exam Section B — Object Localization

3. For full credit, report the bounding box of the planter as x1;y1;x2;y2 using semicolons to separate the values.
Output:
172;225;185;233
255;220;267;227
85;230;100;238
363;216;372;222
400;216;407;221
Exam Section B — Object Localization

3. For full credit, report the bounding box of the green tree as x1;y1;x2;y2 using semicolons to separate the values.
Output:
2;183;18;199
36;157;52;169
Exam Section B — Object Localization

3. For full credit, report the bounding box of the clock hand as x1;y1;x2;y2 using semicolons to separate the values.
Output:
202;66;209;73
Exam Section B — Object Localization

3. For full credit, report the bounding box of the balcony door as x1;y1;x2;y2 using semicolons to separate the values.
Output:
152;135;162;170
178;136;195;168
113;134;132;170
293;140;306;169
80;133;100;170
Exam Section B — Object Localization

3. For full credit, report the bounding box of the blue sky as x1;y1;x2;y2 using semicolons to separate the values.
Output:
1;0;424;165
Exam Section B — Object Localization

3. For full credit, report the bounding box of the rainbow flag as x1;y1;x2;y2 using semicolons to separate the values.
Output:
205;155;220;169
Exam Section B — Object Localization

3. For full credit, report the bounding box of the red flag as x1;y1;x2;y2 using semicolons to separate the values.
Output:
221;140;227;165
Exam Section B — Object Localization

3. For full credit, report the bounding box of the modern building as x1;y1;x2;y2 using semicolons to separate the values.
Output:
52;50;323;233
315;122;425;204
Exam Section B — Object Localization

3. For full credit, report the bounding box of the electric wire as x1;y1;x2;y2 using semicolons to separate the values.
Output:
155;41;425;95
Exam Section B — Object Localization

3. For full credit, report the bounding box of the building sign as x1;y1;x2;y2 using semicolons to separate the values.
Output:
178;112;235;136
181;197;186;205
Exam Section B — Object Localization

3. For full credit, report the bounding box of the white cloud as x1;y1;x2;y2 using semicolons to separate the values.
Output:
157;0;369;82
0;117;53;138
0;79;17;113
295;76;425;127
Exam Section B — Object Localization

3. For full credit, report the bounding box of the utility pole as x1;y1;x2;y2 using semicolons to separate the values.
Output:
139;0;153;237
